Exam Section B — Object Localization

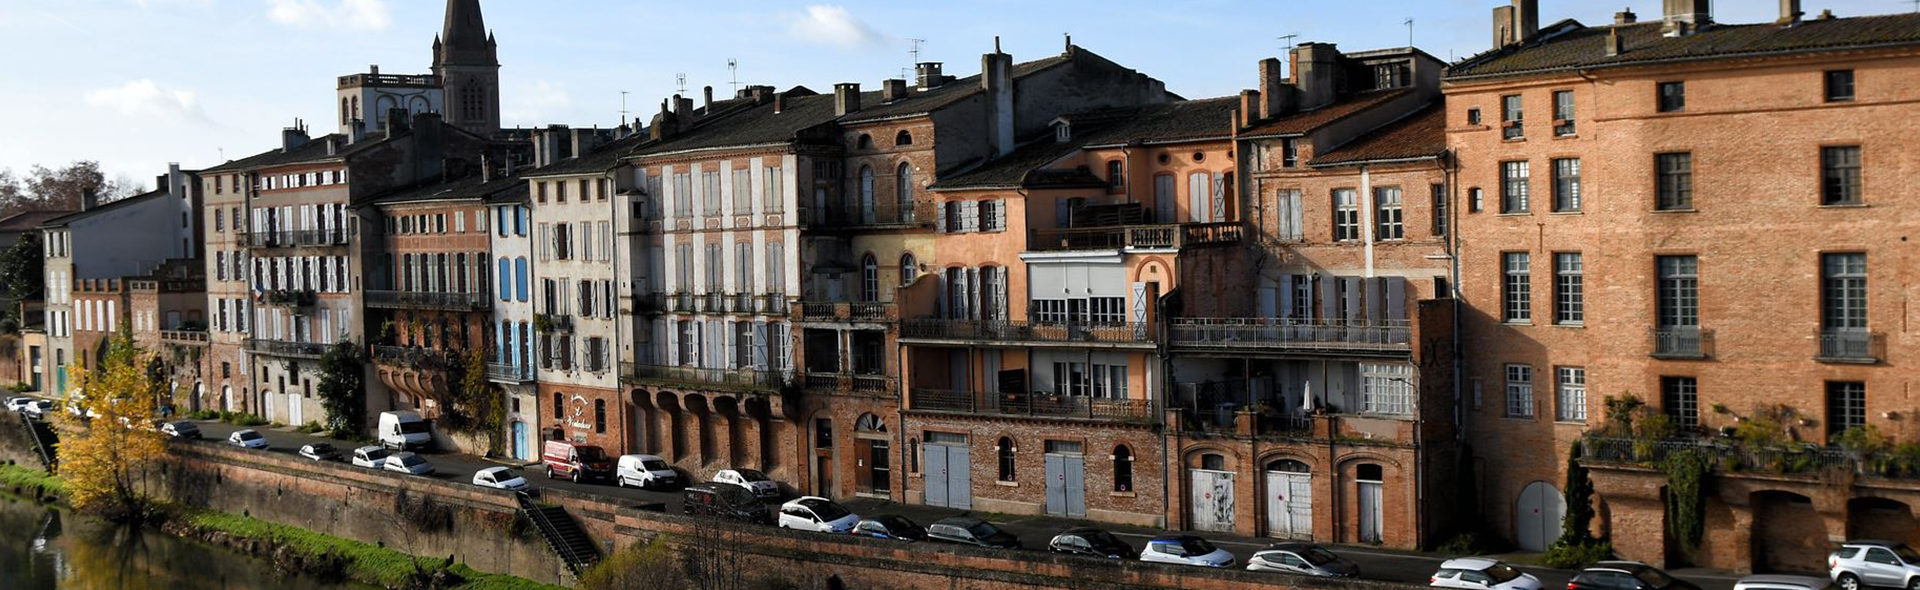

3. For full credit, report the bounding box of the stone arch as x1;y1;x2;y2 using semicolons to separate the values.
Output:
1257;451;1320;473
684;393;716;466
655;391;686;461
1515;480;1565;552
1847;496;1918;547
1752;490;1822;573
1181;444;1239;470
1335;452;1404;472
712;396;745;467
1129;255;1175;284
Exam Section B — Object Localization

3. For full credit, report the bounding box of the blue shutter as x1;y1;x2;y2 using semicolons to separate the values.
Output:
515;257;530;302
497;258;510;301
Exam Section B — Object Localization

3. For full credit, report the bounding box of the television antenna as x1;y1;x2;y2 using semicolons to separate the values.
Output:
675;73;687;96
727;59;740;94
619;90;630;123
1404;18;1415;47
1278;33;1299;76
909;38;925;64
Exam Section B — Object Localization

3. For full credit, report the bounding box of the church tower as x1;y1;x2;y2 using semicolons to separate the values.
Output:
433;0;500;137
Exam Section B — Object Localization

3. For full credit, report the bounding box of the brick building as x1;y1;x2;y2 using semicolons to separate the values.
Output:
128;259;210;413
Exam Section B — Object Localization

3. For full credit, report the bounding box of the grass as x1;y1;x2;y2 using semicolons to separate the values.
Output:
175;508;564;590
0;462;66;501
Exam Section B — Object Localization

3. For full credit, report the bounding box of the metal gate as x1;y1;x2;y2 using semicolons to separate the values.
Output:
1044;453;1086;518
1265;470;1313;539
1189;469;1235;532
924;443;971;509
1358;480;1384;543
1516;481;1565;552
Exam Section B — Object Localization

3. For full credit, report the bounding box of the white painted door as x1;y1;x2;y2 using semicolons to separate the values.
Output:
1358;480;1383;543
1516;481;1565;552
1265;470;1313;540
287;393;302;425
1189;469;1235;533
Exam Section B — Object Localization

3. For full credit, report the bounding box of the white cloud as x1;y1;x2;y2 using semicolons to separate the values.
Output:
504;81;572;124
266;0;390;31
133;0;216;8
84;79;206;122
789;5;887;50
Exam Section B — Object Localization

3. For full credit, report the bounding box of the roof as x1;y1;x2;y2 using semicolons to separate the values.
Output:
627;91;843;159
931;97;1237;191
201;133;370;173
1309;102;1446;166
1074;96;1238;147
836;52;1075;124
360;172;526;207
40;190;174;228
1239;88;1412;138
1440;557;1503;569
522;133;645;178
1448;13;1920;81
0;210;75;232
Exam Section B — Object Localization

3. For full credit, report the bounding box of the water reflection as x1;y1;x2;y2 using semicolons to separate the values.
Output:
0;494;363;589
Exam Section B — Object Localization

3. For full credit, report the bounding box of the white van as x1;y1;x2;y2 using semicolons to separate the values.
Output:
378;411;432;451
616;454;680;489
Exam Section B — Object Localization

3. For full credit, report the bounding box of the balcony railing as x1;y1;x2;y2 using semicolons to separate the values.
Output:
244;338;329;359
159;330;209;346
796;301;897;323
1651;326;1711;359
371;345;452;371
620;362;790;391
240;228;350;249
487;362;534;383
1816;329;1883;364
1169;318;1411;353
365;290;490;311
1580;435;1884;478
536;314;573;333
257;289;318;308
1175;407;1317;438
1027;222;1244;252
901;318;1156;345
909;388;1156;422
804;372;896;395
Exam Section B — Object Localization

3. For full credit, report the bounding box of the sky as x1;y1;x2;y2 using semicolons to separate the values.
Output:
0;0;1906;185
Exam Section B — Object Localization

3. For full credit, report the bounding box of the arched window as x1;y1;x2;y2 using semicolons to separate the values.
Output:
857;134;873;150
594;399;607;433
1113;445;1134;492
1268;459;1310;473
340;97;350;126
895;130;913;146
895;163;914;221
1357;463;1383;482
997;437;1016;481
899;253;917;286
858;165;876;222
350;96;360;121
1201;453;1225;471
860;254;879;302
907;437;919;473
855;413;886;432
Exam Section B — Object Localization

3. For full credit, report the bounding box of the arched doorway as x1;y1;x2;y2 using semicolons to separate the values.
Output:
1265;459;1312;539
1753;491;1822;573
1188;452;1235;532
1516;481;1566;552
1847;497;1918;548
854;413;889;496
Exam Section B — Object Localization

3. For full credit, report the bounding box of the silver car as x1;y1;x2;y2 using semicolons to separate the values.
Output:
383;452;435;476
1830;541;1920;590
1248;542;1359;577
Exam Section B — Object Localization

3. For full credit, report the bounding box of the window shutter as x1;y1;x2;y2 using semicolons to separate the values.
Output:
994;199;1007;231
1365;277;1386;325
1211;172;1227;223
1386;277;1408;323
752;323;769;369
1288;191;1305;240
961;201;979;232
1130;282;1148;335
1258;285;1278;318
723;324;736;368
995;267;1010;321
936;201;948;233
1319;276;1338;324
1342;277;1364;322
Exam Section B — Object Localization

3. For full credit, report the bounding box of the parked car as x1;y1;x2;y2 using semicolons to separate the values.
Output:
713;468;780;499
159;420;201;440
1432;558;1542;590
226;429;268;449
471;466;531;491
541;440;614;482
383;452;435;476
683;483;772;524
852;515;925;542
4;395;37;413
1736;575;1835;590
298;442;341;461
1570;561;1700;590
1247;542;1359;577
777;496;859;533
350;446;390;469
926;517;1021;550
1140;534;1235;568
615;454;680;489
377;410;432;451
1047;527;1137;559
1830;541;1920;590
22;400;54;419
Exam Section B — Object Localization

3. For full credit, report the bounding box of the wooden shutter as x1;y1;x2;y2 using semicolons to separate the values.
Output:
1386;277;1408;323
1319;276;1338;324
1365;277;1386;325
1342;277;1364;323
752;323;769;369
1211;172;1227;223
936;202;947;233
1258;285;1278;318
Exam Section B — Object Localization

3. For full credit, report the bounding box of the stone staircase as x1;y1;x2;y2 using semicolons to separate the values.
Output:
515;492;599;576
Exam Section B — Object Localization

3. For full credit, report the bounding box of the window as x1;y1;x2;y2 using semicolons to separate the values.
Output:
1826;381;1866;439
1468;188;1483;213
1657;81;1686;112
1466;108;1482;126
1552;90;1575;136
1501;94;1523;139
1821;253;1867;332
1821;146;1862;205
978;200;1002;231
672;172;692;217
895;130;912;146
1201;453;1225;471
1824;70;1855;102
1112;446;1133;492
1360;363;1415;415
1505;364;1534;418
1374;186;1403;240
858;165;875;220
1430;183;1448;237
1501;161;1530;213
1655;153;1693;210
1551;158;1581;212
895;163;914;220
552;393;562;420
1088;297;1126;325
732;168;752;213
1332;189;1360;241
1281;138;1298;168
1554;252;1584;325
762;165;783;213
1556;367;1587;422
1662;376;1699;430
899;254;917;286
1656;256;1699;329
1372;62;1410;89
594;399;606;433
997;437;1015;482
1106;160;1124;192
702;171;721;215
1503;252;1531;323
556;180;568;203
860;254;879;302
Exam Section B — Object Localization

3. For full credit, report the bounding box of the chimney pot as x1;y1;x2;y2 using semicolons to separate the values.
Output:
915;62;946;89
1777;0;1802;25
773;91;787;114
703;85;714;110
282;125;312;152
1616;9;1639;25
1662;0;1712;36
834;83;862;116
882;79;908;102
1493;5;1518;47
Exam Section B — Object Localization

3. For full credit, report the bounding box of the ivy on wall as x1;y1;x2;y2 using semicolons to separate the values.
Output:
1660;449;1710;557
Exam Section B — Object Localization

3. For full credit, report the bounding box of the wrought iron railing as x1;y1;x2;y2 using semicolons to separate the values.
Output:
1581;435;1871;477
365;290;490;311
1651;326;1711;358
620;362;789;391
802;372;895;395
371;345;451;370
244;338;329;358
901;318;1156;345
797;301;896;322
1816;329;1883;363
486;362;533;383
240;228;351;249
909;388;1154;422
1169;318;1411;352
536;314;573;332
159;330;209;345
1027;222;1244;252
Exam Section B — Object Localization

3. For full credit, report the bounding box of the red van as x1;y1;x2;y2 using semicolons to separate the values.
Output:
541;440;614;483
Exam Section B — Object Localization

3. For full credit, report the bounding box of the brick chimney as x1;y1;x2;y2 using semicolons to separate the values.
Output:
1291;43;1341;111
1257;57;1296;120
1778;0;1802;25
1616;9;1639;25
1514;0;1540;41
882;78;908;102
1663;0;1711;36
915;62;947;89
834;83;862;116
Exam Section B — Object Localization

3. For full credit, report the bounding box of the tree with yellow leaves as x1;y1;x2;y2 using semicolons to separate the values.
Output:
57;326;168;522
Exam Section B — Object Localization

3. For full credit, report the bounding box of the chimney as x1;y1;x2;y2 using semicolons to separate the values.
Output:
1816;8;1834;20
1493;4;1517;47
1662;0;1711;36
1606;26;1625;56
1513;0;1540;42
749;85;774;104
384;108;411;138
1616;9;1639;25
834;83;862;116
1777;0;1802;25
915;62;946;89
1256;57;1296;119
481;154;493;183
412;112;445;181
369;64;379;75
1292;43;1341;111
325;135;341;156
981;41;1015;157
703;85;714;111
281;124;311;152
82;188;99;211
882;78;908;102
1239;89;1262;128
570;128;603;159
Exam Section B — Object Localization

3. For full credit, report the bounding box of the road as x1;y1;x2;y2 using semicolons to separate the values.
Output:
175;418;1739;590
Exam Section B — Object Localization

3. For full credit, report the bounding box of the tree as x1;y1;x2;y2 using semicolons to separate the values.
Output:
56;327;167;522
0;232;42;332
317;341;366;436
442;348;505;455
1561;439;1595;545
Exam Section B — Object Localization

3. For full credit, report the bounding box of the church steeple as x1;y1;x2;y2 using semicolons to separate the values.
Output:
434;0;496;67
433;0;500;136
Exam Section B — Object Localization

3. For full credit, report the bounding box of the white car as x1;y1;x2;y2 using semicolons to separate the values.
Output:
1140;535;1236;568
1432;558;1543;590
298;442;341;461
1830;541;1920;590
226;429;268;449
616;454;680;489
778;496;859;533
383;452;435;476
472;466;531;491
21;400;53;419
713;468;780;499
350;446;391;469
4;395;37;413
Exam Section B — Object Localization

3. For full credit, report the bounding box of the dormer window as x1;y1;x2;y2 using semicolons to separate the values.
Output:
1054;122;1071;143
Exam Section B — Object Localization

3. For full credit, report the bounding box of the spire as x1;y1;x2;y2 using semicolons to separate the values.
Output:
435;0;495;67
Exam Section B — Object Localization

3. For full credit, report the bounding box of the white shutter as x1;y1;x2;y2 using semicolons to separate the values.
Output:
936;201;947;233
960;201;979;232
1131;282;1148;338
752;323;769;369
1211;172;1227;223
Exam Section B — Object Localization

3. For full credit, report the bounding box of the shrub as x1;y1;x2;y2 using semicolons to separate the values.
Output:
296;421;325;434
1543;540;1613;568
580;536;685;590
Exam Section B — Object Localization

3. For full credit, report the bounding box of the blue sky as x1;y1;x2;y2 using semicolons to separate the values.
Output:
0;0;1903;185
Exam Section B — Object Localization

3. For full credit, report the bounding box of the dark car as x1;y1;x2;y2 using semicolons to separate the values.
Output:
1571;561;1702;590
853;515;926;541
926;517;1021;550
1048;527;1136;559
683;483;772;525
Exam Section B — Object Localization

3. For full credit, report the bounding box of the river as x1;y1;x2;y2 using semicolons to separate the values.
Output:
0;494;369;590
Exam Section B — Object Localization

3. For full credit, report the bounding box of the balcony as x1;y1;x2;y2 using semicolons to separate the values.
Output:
803;372;896;396
1175;407;1318;439
371;345;452;371
910;388;1155;422
796;301;896;323
159;330;209;346
1169;318;1411;356
620;362;790;392
1651;326;1712;359
365;290;490;311
1816;329;1884;364
487;362;534;384
900;318;1156;347
1027;222;1244;253
244;338;329;359
258;289;318;308
1578;435;1905;480
240;228;350;249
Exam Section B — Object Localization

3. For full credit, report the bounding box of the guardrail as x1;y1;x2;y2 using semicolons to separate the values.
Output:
1168;318;1411;352
364;290;490;311
240;229;350;249
796;301;896;323
910;388;1155;422
487;363;533;383
1817;329;1883;363
1027;222;1244;252
244;338;329;359
1651;326;1712;359
159;330;210;345
620;362;789;391
901;318;1156;345
1580;435;1870;477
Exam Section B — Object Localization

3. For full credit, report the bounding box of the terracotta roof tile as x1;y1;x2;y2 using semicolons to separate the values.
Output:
1310;102;1446;166
1238;89;1411;138
1448;13;1920;80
